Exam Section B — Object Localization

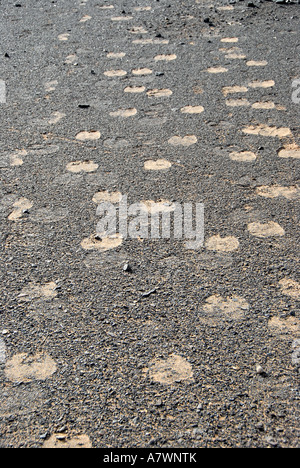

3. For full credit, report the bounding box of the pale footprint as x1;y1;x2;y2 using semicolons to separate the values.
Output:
66;160;98;173
48;112;66;124
251;101;275;109
144;159;172;170
247;221;285;238
107;52;126;59
226;98;250;107
104;69;127;77
18;282;58;301
58;33;70;41
109;108;137;117
202;295;249;322
246;60;268;67
44;80;58;92
43;434;92;449
75;130;101;141
146;355;193;385
206;66;228;74
92;191;122;204
154;54;177;62
279;278;300;299
221;37;239;43
205;235;240;252
8;198;33;221
248;80;275;88
180;106;204;114
130;26;148;34
81;233;123;251
168;135;197;146
278;144;300;159
111;16;133;21
147;89;173;98
124;86;145;93
132;68;153;76
242;124;291;138
229;151;257;162
222;85;248;97
256;185;300;200
5;353;57;383
79;15;92;22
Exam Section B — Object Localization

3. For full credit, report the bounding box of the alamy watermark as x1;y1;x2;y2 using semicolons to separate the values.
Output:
95;196;204;249
292;78;300;104
0;80;6;103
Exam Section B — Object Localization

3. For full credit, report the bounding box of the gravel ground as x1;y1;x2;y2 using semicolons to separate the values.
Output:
0;0;299;448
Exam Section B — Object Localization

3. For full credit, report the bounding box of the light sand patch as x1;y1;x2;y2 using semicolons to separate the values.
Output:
18;282;58;301
43;434;92;449
66;160;98;173
279;278;300;299
8;198;33;221
124;86;145;93
229;151;257;162
58;33;70;41
247;60;268;67
226;98;250;107
205;235;240;252
111;16;133;21
144;159;172;170
249;80;275;88
5;353;57;383
44;80;58;92
251;101;275;109
9;150;25;167
278;144;300;159
75;130;101;141
218;5;234;10
104;69;127;77
147;354;193;385
256;185;300;200
98;4;114;9
168;135;197;147
92;191;122;204
147;88;172;97
141;200;176;213
206;66;228;74
130;26;148;34
134;6;152;11
133;38;169;45
64;54;77;64
154;54;177;62
242;124;291;138
79;15;92;22
132;68;153;76
81;234;123;251
268;316;300;336
222;85;248;97
193;86;204;94
225;53;246;60
203;295;249;321
221;37;239;43
48;111;66;124
110;108;137;117
181;105;204;114
107;52;126;58
247;221;285;238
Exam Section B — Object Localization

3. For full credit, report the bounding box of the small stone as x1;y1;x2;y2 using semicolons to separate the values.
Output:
256;365;264;375
123;263;132;273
